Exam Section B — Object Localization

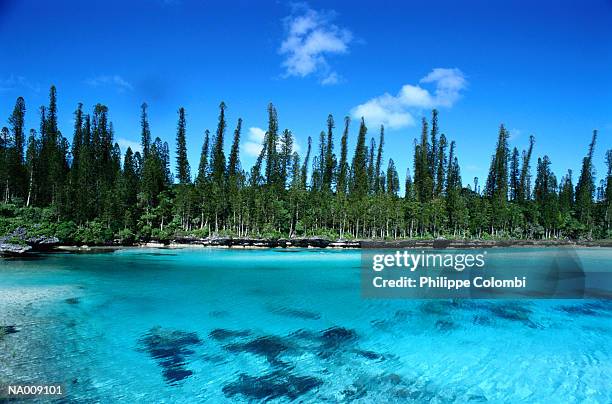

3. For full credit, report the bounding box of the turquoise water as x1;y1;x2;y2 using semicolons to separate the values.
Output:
0;247;611;402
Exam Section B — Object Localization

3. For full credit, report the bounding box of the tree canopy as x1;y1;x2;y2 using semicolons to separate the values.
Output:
1;86;610;244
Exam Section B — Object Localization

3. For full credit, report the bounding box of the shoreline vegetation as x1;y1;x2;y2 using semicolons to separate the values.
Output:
0;86;611;256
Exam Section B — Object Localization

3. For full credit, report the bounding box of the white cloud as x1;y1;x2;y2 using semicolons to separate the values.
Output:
249;127;266;143
85;75;133;92
321;72;341;86
0;75;40;93
117;138;142;154
279;5;352;85
242;127;266;158
508;128;521;141
420;68;467;107
350;68;467;130
293;140;302;153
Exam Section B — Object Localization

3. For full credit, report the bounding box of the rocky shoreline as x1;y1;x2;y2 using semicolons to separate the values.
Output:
0;227;59;256
3;234;612;256
170;236;612;249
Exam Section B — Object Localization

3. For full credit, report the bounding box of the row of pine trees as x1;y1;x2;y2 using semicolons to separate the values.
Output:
0;86;610;243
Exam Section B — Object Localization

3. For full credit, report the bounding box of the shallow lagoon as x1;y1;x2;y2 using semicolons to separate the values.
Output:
1;248;611;402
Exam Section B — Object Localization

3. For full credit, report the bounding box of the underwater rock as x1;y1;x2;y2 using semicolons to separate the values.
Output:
225;335;290;365
137;327;202;384
371;310;412;331
0;325;19;335
162;367;193;384
435;319;457;331
201;353;227;364
340;384;368;401
393;309;412;320
318;326;358;358
354;349;384;360
486;303;544;329
419;300;455;315
558;302;610;317
222;370;323;400
386;373;402;385
320;327;357;349
288;328;319;341
488;303;532;321
270;307;321;320
209;328;251;341
472;315;493;326
467;393;489;402
345;372;442;402
209;310;229;318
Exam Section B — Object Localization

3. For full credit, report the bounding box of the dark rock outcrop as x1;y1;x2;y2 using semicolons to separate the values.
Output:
170;235;612;249
0;243;32;256
0;227;59;256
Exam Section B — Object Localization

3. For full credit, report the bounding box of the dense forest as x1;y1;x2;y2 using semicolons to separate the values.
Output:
0;86;610;244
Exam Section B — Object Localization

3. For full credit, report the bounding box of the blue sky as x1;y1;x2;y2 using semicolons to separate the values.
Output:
1;0;610;189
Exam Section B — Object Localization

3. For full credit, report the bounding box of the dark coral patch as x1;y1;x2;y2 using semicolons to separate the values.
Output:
419;301;455;315
137;327;201;384
560;305;597;315
318;326;358;358
472;315;493;326
435;319;457;331
208;328;251;341
371;309;414;330
271;307;321;320
289;328;318;340
320;327;357;350
488;303;532;322
558;302;611;317
222;370;323;400
0;325;18;335
163;367;193;384
209;310;229;318
344;372;445;402
355;349;384;360
225;335;290;365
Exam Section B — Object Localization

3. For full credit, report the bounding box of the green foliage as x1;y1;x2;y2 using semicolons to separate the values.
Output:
175;107;191;184
73;221;113;245
0;87;608;244
259;224;282;239
117;228;136;244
